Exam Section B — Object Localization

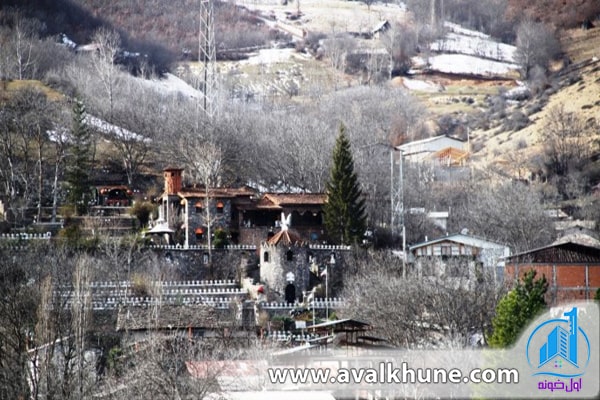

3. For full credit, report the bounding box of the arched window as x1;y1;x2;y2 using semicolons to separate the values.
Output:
216;201;224;214
263;251;270;262
286;250;294;261
195;227;204;239
195;201;203;213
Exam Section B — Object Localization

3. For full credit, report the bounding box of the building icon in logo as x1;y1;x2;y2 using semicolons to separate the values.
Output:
526;307;591;378
538;308;578;368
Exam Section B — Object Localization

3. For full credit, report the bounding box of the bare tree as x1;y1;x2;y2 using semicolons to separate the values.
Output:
341;251;500;347
543;105;590;178
542;104;594;198
514;18;561;79
450;180;554;253
381;21;418;76
0;249;39;399
322;34;356;79
90;28;122;123
0;10;43;80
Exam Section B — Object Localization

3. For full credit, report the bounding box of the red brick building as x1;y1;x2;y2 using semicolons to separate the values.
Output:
504;237;600;305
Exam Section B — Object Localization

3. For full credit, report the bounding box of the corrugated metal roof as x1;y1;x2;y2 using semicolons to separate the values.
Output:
508;240;600;264
409;233;507;251
396;134;465;151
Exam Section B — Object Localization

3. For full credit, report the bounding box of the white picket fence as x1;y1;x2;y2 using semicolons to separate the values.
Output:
0;232;52;240
148;244;256;250
259;298;345;310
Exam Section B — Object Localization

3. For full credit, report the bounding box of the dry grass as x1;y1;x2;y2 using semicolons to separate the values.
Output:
0;79;65;102
466;25;600;176
561;26;600;64
472;61;600;175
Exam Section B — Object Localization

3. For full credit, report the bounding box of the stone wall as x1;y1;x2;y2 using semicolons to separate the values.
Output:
259;244;350;302
149;246;258;281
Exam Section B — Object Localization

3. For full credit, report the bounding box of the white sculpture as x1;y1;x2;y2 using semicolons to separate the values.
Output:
280;212;292;231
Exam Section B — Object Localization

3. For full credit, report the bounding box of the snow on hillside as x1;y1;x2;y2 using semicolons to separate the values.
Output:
86;115;148;142
144;73;201;100
239;48;300;65
416;54;518;76
431;32;516;63
416;21;519;78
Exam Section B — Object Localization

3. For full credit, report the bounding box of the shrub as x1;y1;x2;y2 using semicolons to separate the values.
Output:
213;229;229;248
130;201;156;228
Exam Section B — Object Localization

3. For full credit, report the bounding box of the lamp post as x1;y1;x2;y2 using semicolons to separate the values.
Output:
326;252;336;320
184;198;189;249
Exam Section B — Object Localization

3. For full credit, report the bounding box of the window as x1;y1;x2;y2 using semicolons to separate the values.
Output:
263;251;270;262
216;201;224;214
441;245;452;261
286;250;294;261
195;227;204;239
195;201;203;213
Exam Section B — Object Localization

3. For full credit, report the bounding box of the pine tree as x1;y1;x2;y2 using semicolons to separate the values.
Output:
488;269;548;348
66;98;92;215
323;123;366;244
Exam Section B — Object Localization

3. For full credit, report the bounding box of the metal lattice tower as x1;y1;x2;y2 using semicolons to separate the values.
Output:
198;0;217;119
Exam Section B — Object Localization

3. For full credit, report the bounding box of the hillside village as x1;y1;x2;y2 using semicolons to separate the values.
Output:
1;0;600;399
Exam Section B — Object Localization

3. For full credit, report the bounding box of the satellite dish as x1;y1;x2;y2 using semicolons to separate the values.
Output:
461;228;469;235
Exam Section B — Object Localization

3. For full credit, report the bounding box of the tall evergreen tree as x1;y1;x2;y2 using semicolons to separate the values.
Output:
66;98;92;215
324;123;366;244
488;269;548;348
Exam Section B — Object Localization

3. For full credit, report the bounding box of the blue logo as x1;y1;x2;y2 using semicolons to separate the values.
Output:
526;307;591;378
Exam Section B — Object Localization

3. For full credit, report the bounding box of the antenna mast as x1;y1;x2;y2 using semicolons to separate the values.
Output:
198;0;217;119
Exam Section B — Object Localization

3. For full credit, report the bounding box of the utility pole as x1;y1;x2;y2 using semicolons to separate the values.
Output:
390;149;395;235
198;0;217;120
398;150;406;276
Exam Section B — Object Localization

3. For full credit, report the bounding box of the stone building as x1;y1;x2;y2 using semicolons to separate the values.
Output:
259;213;348;303
260;223;311;303
157;167;326;248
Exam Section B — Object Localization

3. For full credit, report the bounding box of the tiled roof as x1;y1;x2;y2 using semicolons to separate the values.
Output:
259;193;327;208
266;229;305;246
507;241;600;264
409;233;507;251
179;186;256;199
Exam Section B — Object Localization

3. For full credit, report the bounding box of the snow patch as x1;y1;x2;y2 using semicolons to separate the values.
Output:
136;73;202;100
239;48;298;65
401;78;442;92
416;54;518;77
85;115;148;142
431;32;516;63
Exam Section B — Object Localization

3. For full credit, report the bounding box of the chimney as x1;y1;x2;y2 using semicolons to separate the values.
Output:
163;167;183;195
